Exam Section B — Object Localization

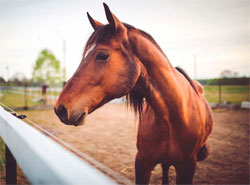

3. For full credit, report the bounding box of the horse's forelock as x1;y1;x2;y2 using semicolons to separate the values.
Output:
84;24;114;51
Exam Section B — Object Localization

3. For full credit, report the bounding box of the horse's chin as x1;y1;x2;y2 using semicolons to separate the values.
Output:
74;116;87;126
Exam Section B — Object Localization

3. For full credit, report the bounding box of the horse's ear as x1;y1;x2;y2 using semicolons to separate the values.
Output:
103;3;124;32
87;12;103;30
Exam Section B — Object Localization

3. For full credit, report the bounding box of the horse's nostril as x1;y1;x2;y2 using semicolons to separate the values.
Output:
56;105;68;121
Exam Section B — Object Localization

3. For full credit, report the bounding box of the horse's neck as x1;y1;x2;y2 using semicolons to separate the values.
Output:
129;31;188;122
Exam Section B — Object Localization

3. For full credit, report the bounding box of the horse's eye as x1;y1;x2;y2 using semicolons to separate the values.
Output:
95;52;109;61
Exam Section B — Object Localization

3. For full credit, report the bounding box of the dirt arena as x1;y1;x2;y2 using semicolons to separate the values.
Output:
17;104;249;184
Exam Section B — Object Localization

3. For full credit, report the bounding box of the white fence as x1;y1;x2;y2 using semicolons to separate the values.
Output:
0;106;116;184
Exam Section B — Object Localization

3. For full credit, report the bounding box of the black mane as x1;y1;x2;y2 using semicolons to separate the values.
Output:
175;67;198;94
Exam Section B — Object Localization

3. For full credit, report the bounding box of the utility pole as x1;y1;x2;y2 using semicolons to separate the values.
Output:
194;54;197;80
6;66;9;92
63;40;66;87
6;66;9;82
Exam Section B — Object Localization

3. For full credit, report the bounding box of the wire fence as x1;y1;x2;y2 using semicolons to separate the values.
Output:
0;84;249;110
0;86;125;110
0;86;61;110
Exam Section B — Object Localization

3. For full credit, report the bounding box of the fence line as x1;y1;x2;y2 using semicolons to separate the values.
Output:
0;106;117;185
0;86;125;108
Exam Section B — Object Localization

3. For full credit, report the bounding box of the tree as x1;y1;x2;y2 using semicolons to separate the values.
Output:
220;70;239;78
10;72;27;85
32;49;62;85
0;77;5;84
220;70;233;78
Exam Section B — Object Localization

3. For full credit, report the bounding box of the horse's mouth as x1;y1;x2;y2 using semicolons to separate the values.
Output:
56;111;87;126
74;112;87;126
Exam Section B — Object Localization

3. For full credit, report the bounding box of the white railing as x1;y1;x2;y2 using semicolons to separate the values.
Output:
0;106;116;185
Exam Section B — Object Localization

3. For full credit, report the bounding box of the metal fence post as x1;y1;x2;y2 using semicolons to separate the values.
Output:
24;83;28;110
5;145;17;184
219;79;221;104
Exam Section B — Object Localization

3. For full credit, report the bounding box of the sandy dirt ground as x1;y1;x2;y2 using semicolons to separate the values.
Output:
2;104;249;184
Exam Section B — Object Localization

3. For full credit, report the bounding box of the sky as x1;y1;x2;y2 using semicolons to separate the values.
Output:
0;0;249;81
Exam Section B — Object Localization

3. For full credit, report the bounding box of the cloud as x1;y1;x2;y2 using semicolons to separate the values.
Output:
0;0;249;80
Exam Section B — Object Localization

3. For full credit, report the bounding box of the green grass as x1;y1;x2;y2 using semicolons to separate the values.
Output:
204;85;250;104
14;90;60;96
0;91;41;108
0;137;5;180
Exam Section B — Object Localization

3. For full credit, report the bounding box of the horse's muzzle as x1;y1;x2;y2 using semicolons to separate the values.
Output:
54;105;87;126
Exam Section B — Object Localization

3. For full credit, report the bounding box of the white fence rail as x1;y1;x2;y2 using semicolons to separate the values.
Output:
0;106;116;184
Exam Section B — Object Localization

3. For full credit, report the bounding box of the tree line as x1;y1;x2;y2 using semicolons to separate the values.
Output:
198;77;250;86
0;50;249;86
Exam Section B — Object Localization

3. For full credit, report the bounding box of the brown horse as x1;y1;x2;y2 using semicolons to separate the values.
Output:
55;3;213;184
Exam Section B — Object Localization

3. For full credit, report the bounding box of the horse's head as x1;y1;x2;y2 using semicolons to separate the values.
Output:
55;4;143;126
